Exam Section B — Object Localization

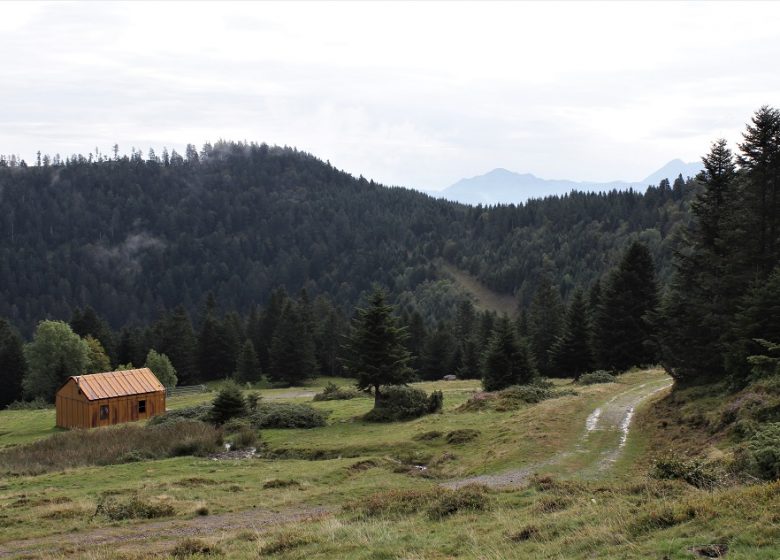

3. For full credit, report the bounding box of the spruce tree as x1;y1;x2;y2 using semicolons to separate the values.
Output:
210;381;246;424
482;315;536;391
268;301;317;385
420;323;456;380
528;275;565;377
595;242;659;371
155;306;198;383
234;339;262;383
341;288;412;406
70;306;116;364
0;318;27;407
550;289;594;379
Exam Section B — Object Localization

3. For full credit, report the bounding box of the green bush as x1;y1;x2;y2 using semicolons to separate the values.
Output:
412;430;443;441
95;495;176;520
650;456;720;489
5;397;51;410
364;385;434;423
171;538;221;558
446;429;480;444
210;381;247;424
578;371;617;385
147;404;212;426
250;402;326;429
428;390;444;413
313;382;362;401
229;426;258;449
737;422;780;480
427;485;490;520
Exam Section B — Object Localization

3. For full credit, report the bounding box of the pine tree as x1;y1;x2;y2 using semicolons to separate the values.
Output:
528;275;565;377
550;289;593;379
481;315;536;391
268;301;317;385
595;242;659;371
420;323;456;380
403;311;427;376
661;140;738;380
234;339;262;383
116;326;148;369
155;306;198;383
0;318;27;407
70;306;115;364
210;381;246;424
341;289;412;405
257;288;288;372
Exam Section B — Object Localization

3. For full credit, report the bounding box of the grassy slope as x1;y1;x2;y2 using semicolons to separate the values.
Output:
440;262;518;317
1;371;778;559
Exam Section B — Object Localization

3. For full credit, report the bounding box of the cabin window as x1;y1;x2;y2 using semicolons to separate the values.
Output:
138;400;146;413
99;405;109;420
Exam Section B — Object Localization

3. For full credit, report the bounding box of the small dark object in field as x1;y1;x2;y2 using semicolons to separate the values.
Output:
508;525;540;542
445;429;480;444
689;544;729;558
412;430;443;441
263;478;301;489
171;538;220;557
195;505;209;516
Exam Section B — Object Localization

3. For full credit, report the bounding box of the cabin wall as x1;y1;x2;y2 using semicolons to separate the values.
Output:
56;384;165;429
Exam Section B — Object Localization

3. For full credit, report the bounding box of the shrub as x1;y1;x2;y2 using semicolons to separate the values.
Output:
459;384;575;412
427;485;490;519
95;495;175;520
578;371;617;385
0;420;222;475
147;404;212;426
651;456;720;489
351;488;438;518
245;391;261;411
313;382;362;401
210;381;247;424
259;533;311;555
171;538;220;557
364;385;433;423
736;422;780;480
445;429;480;444
250;402;326;429
263;479;301;489
5;397;51;410
412;431;443;441
229;426;258;449
428;390;444;413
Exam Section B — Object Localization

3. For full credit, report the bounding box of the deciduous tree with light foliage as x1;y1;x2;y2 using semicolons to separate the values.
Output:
22;321;89;402
145;349;178;388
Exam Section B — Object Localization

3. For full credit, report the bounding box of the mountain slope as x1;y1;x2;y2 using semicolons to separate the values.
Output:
439;159;704;205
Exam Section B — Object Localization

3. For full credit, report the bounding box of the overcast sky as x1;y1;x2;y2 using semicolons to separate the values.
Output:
2;1;778;190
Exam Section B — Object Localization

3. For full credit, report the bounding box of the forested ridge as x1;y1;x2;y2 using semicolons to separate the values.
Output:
0;141;691;333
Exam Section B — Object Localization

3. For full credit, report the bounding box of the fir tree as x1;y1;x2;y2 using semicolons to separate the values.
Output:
154;306;198;383
341;288;412;406
528;275;565;377
594;242;659;371
481;315;536;391
420;323;456;380
210;381;246;424
268;301;317;385
0;318;27;407
234;339;262;383
550;289;594;379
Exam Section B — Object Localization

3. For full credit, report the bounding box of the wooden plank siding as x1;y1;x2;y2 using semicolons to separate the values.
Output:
55;370;166;429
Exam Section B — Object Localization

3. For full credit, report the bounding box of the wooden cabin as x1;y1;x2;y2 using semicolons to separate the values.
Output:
55;368;166;429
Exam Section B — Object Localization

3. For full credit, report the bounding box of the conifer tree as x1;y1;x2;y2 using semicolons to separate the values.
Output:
528;275;565;377
0;318;27;407
550;289;593;379
234;339;262;383
154;306;198;383
268;301;317;385
70;306;115;364
341;288;412;405
420;323;456;380
210;381;246;424
595;242;659;371
482;315;536;391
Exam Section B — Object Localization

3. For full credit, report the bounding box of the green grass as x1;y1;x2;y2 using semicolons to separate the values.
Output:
1;370;779;559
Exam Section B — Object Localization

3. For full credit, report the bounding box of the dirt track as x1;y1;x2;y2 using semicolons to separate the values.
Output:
443;376;672;489
0;506;332;558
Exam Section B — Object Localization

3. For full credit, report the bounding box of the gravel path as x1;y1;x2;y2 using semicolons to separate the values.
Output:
0;506;332;558
443;376;672;489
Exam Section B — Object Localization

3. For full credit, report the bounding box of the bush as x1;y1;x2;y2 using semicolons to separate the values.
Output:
95;495;175;520
245;392;261;411
460;383;576;412
210;381;247;424
171;538;220;557
650;456;720;489
250;402;326;429
427;485;490;519
263;478;301;489
5;397;51;410
428;390;444;413
578;371;617;385
351;488;439;518
412;431;443;441
313;382;362;401
736;422;780;480
147;404;212;426
0;420;222;475
364;385;436;423
446;429;480;444
228;426;258;449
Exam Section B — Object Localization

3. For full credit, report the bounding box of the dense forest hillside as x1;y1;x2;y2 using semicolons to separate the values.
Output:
0;141;692;333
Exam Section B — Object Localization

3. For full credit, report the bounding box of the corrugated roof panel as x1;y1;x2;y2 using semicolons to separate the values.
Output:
71;368;164;401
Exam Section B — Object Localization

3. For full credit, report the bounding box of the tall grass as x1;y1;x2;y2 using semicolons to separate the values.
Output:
0;420;222;475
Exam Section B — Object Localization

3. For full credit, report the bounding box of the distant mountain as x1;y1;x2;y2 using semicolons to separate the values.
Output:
438;159;704;205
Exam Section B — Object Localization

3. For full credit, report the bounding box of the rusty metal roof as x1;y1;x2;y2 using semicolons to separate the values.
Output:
69;368;165;401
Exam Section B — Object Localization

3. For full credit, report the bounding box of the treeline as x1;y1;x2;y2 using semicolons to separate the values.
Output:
0;139;694;335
